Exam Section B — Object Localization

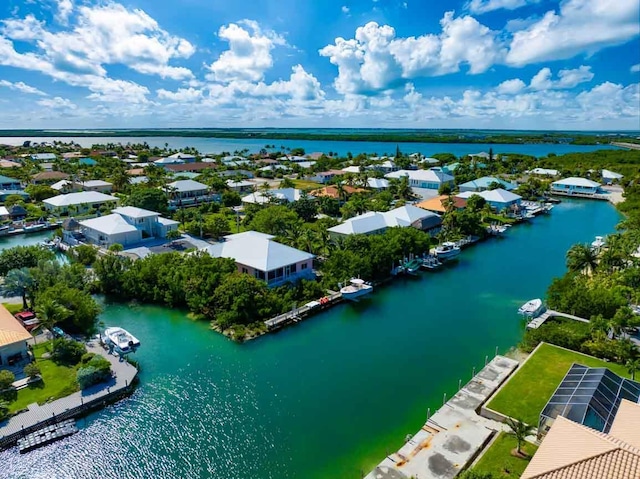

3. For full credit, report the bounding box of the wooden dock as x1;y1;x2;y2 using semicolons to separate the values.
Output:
264;292;343;331
549;190;611;201
527;309;590;329
17;419;78;453
0;341;138;451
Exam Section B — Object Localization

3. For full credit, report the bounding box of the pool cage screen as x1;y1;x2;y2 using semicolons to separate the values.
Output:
539;363;640;436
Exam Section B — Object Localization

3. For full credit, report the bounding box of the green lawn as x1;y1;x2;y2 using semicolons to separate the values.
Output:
2;303;23;314
473;432;538;478
8;342;78;413
291;179;323;191
487;343;630;425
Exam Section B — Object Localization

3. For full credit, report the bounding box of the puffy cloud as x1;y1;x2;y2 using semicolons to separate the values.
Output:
342;6;350;14
56;0;74;24
320;13;504;94
0;79;47;96
37;96;77;110
157;87;203;102
576;82;639;119
496;78;526;94
467;0;538;14
507;0;640;65
206;20;286;83
530;65;593;90
1;2;195;80
632;64;640;73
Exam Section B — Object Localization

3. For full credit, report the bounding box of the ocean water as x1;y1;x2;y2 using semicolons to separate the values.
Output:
0;199;622;479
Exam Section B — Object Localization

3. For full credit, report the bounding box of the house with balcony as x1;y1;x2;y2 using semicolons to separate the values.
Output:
77;206;178;248
51;179;113;193
385;169;455;190
202;231;315;287
456;188;522;211
458;176;516;192
164;179;216;209
551;177;602;196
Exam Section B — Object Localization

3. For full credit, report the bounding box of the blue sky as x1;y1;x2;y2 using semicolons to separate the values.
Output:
0;0;638;130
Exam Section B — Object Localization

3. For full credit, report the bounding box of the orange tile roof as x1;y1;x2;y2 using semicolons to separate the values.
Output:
310;185;365;199
0;304;31;347
522;413;640;479
609;399;640;450
416;195;466;213
126;168;145;176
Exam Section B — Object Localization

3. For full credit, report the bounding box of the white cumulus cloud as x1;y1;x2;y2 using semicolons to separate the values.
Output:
37;96;77;110
530;65;594;90
55;0;74;24
507;0;640;66
207;20;286;83
496;78;526;94
0;79;47;96
157;87;203;102
467;0;539;15
632;64;640;73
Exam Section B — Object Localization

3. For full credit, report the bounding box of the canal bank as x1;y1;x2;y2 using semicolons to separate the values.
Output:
0;199;622;479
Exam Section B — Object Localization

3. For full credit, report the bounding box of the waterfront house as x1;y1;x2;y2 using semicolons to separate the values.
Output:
241;188;312;205
0;175;21;190
52;180;113;193
551;177;601;195
8;204;28;221
203;231;315;287
457;188;521;211
78;206;178;248
32;171;70;184
0;304;31;367
0;206;8;220
164;180;215;208
385;169;455;190
328;205;442;237
154;157;184;165
43;191;119;214
30;153;57;162
309;170;343;184
468;152;490;160
167;153;196;163
602;169;623;184
458;176;516;192
528;167;559;177
416;195;467;214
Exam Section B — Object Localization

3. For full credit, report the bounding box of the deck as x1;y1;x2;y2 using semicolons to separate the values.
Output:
526;309;590;329
264;291;343;331
0;341;138;450
549;190;611;201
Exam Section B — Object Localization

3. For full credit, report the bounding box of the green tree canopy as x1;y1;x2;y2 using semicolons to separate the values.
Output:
126;187;169;214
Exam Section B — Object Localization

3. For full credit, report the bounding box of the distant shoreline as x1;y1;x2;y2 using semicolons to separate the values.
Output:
0;129;637;146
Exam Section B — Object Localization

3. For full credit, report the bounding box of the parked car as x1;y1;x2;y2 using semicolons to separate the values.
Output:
14;311;40;332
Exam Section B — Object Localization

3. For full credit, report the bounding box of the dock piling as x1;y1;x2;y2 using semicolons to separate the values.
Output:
458;379;461;390
472;366;476;378
443;393;446;406
485;355;488;366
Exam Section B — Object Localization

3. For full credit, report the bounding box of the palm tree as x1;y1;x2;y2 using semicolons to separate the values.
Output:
566;243;598;274
1;268;34;310
626;359;640;380
35;298;70;332
506;417;534;455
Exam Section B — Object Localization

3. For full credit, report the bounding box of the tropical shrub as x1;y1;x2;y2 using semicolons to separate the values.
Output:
51;338;87;365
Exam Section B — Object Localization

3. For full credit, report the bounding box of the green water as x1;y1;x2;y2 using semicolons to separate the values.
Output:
0;200;621;479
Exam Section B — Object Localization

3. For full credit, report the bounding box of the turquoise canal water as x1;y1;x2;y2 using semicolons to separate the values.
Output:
0;136;619;158
0;200;622;479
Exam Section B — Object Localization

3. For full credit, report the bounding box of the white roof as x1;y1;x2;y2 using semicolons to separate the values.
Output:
204;230;314;271
166;179;208;193
341;166;361;174
51;180;72;190
529;168;559;176
552;177;601;187
157;217;179;226
31;153;57;161
112;206;161;219
602;169;623;179
0;206;8;216
80;214;138;235
82;180;112;187
328;205;439;235
226;179;255;188
385;169;454;183
154;157;184;165
130;176;148;185
43;191;119;207
457;188;522;203
368;178;390;189
259;164;289;172
241;188;311;205
168;153;196;160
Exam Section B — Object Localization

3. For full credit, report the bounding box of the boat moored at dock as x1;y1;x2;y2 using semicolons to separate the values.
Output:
591;235;606;250
340;278;373;301
435;242;461;260
103;327;141;354
518;298;545;318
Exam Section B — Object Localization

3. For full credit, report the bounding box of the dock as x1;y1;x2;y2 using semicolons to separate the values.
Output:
549;190;611;201
264;291;343;331
0;341;138;451
17;419;78;453
365;356;519;479
526;309;590;329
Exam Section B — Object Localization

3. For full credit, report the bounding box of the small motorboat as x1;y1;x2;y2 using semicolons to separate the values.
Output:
41;238;57;249
103;327;141;353
518;298;545;318
24;223;46;232
435;242;461;260
591;236;606;250
340;278;373;301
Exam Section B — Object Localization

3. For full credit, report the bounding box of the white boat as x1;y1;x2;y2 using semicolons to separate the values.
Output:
591;236;606;249
518;298;545;318
24;223;46;232
104;327;140;353
340;278;373;301
435;242;461;260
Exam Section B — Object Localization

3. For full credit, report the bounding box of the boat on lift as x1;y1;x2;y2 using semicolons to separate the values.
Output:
103;327;140;353
518;298;545;318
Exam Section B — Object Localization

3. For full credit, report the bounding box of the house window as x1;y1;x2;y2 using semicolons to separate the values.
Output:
301;263;307;270
242;267;248;274
290;264;297;273
256;270;265;280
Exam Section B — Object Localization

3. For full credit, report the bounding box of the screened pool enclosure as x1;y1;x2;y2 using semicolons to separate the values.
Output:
539;364;640;436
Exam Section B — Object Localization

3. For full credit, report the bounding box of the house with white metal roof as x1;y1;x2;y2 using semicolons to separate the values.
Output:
164;180;216;208
43;191;119;213
602;169;623;184
30;153;57;161
368;178;390;189
456;188;522;211
51;179;113;193
385;169;455;190
202;231;315;287
241;188;312;205
529;167;559;177
551;177;601;195
458;176;516;192
78;206;178;248
168;153;196;163
328;205;442;237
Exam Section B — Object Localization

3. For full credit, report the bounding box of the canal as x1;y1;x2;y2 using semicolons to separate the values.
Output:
0;199;622;479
